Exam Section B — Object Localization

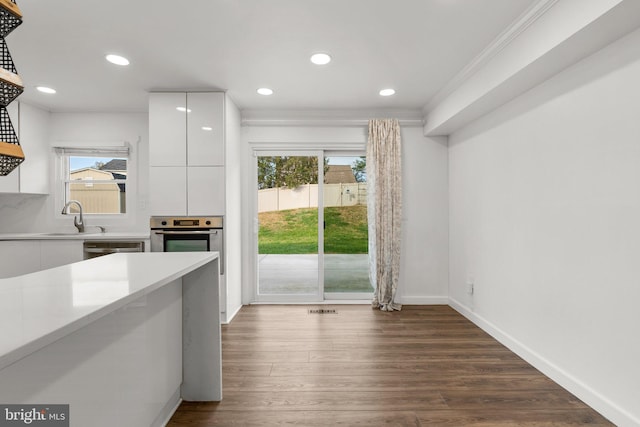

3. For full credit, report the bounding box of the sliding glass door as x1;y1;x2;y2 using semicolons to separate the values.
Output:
254;150;371;302
256;152;324;301
323;153;372;298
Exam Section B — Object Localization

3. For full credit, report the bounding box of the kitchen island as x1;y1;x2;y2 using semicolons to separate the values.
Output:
0;252;221;427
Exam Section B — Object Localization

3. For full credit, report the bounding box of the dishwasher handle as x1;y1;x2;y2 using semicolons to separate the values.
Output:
84;247;143;254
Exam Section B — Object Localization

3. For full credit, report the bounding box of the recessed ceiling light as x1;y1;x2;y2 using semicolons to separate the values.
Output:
310;53;331;65
176;107;192;113
257;88;273;96
201;126;213;131
36;86;56;94
379;88;396;96
106;54;130;66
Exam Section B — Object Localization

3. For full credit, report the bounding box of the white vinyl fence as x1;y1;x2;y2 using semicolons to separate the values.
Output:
258;183;367;213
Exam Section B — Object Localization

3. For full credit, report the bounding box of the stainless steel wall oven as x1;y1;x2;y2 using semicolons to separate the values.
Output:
150;216;223;274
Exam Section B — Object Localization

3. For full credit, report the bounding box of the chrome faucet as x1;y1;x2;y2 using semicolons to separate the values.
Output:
61;200;85;233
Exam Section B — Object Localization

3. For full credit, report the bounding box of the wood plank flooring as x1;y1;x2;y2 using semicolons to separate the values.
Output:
168;305;612;426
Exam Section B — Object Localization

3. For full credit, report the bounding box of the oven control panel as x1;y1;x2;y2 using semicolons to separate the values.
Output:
150;216;223;229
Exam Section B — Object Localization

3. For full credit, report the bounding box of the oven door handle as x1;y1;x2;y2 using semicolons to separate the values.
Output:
153;230;220;235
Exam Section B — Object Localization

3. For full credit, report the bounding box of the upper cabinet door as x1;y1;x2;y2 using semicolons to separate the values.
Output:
187;92;224;167
149;93;187;166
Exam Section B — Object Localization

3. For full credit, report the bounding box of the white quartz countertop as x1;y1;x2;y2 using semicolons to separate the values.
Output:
0;232;150;240
0;252;218;371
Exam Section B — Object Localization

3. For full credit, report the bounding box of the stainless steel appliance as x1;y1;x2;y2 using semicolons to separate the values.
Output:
150;216;223;274
83;241;145;259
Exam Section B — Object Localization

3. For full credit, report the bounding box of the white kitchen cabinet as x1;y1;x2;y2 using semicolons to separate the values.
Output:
0;240;84;278
40;240;83;270
149;93;187;166
187;167;225;216
149;92;240;323
149;92;226;216
150;166;224;216
0;102;50;194
187;92;224;166
149;166;188;215
150;92;224;167
0;240;40;278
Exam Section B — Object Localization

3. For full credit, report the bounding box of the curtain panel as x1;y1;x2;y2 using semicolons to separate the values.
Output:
367;119;402;311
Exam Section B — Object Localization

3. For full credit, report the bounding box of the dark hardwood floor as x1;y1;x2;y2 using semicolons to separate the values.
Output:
168;305;612;426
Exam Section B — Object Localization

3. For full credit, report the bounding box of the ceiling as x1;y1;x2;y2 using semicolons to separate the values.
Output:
9;0;538;114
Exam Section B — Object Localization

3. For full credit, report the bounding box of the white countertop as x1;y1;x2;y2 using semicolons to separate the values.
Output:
0;232;150;240
0;252;218;371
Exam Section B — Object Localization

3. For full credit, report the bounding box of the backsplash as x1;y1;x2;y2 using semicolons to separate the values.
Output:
0;193;49;233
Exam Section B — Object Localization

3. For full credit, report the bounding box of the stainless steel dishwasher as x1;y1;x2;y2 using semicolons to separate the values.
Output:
83;241;145;259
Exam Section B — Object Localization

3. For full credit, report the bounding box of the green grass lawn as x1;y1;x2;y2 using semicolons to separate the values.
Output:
259;205;368;254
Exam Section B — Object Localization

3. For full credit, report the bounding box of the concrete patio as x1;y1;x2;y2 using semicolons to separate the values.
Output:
258;254;372;294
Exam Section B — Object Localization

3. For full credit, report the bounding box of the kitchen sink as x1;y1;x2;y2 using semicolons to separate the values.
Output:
41;232;80;236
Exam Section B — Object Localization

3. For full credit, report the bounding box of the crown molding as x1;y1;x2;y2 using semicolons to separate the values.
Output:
424;0;560;114
241;109;424;128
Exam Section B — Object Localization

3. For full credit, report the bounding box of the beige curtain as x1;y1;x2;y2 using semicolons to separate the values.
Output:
367;119;402;311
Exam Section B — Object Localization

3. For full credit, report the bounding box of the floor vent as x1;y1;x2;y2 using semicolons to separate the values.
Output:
308;309;337;314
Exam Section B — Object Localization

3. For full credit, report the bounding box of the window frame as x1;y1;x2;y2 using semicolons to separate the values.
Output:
53;143;135;224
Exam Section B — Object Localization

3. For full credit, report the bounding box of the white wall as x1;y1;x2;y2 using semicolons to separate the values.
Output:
17;103;51;194
398;128;448;304
0;102;51;233
224;95;243;321
48;112;150;232
241;124;449;304
448;27;640;427
1;111;150;233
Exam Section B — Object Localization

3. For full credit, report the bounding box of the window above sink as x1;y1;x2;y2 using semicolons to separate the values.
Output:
53;143;137;227
57;149;128;215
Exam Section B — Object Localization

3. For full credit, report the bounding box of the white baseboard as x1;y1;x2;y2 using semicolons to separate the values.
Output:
222;304;243;324
155;387;181;427
250;300;372;305
448;298;639;427
396;295;449;305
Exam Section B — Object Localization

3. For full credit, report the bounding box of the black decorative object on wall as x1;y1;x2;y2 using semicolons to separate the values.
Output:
0;0;21;37
0;0;23;176
0;106;20;173
0;37;22;106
